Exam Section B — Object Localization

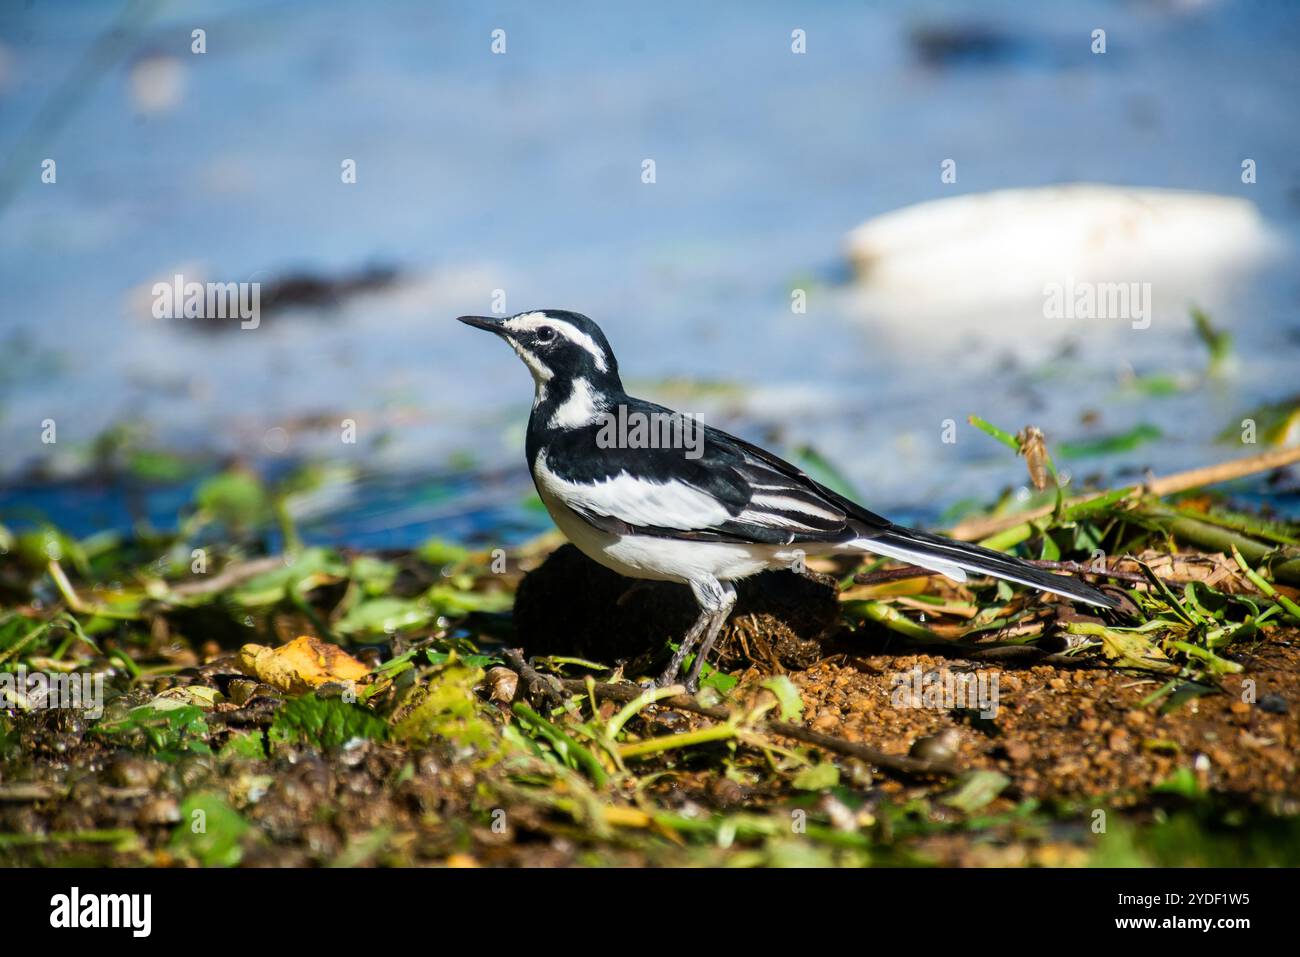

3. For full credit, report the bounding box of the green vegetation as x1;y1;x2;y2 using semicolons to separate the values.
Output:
1;416;1298;867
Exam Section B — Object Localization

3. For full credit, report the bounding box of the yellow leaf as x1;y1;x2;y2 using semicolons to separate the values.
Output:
237;635;370;695
602;806;652;828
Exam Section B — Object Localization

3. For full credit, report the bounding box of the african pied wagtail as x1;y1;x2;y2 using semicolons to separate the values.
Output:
460;310;1120;691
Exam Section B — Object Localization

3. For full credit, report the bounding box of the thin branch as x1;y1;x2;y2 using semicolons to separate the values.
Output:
166;556;288;598
502;647;567;707
852;565;943;586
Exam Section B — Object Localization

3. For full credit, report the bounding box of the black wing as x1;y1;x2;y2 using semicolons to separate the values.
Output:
532;396;881;545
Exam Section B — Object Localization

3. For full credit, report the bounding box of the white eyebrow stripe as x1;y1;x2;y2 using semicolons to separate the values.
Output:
506;312;609;373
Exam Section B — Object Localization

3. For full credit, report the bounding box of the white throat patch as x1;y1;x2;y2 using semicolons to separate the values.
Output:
547;377;605;429
507;336;553;404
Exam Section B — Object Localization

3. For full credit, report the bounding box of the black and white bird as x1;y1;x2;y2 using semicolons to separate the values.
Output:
460;310;1120;691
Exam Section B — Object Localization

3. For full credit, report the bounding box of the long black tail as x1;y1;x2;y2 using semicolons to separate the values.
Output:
862;524;1121;610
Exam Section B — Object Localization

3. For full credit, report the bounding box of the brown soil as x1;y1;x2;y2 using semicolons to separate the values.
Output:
784;643;1298;800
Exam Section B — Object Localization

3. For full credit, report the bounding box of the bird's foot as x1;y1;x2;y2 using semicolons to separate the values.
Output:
651;667;695;694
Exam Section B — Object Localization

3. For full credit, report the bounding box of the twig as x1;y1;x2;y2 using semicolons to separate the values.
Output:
852;565;943;586
166;555;289;598
46;561;88;612
502;647;567;707
1025;559;1151;585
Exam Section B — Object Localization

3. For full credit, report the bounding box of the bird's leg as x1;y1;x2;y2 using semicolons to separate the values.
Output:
683;582;737;693
655;606;711;688
656;578;736;692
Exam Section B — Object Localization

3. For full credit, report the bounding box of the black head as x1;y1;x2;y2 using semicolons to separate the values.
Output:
457;310;622;393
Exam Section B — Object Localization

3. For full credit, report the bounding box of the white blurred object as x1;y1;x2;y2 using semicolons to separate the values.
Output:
128;53;186;114
844;184;1283;329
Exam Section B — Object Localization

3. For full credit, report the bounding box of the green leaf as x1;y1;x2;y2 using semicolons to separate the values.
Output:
1191;306;1232;371
348;555;398;596
424;650;498;669
966;415;1020;452
417;538;470;568
1059;424;1162;459
760;675;804;721
94;704;212;759
195;468;269;531
150;685;222;710
170;793;250;867
792;762;840;791
941;770;1009;813
1067;622;1179;674
390;663;496;754
698;662;739;694
268;694;388;751
426;584;513;616
1145;681;1216;715
218;730;267;761
1126;373;1186;397
1152;767;1202;799
227;548;344;607
334;596;433;637
1217;396;1300;446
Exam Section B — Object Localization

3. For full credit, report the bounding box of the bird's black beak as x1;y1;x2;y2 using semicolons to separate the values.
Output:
457;315;509;335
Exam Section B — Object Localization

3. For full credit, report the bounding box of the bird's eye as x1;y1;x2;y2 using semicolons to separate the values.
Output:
535;326;555;343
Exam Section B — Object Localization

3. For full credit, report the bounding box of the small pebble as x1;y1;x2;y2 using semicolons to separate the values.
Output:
1258;693;1287;715
709;777;746;807
812;712;839;732
106;756;159;789
909;728;960;763
844;758;874;788
227;678;259;706
136;797;180;826
486;666;519;704
1004;741;1032;764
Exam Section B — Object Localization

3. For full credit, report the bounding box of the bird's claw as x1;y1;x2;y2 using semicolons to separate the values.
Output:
650;669;696;695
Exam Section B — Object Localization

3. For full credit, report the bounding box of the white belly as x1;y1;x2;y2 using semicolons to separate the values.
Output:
538;486;796;584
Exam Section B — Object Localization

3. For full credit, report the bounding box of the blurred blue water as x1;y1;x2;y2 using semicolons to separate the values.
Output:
1;0;1298;548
